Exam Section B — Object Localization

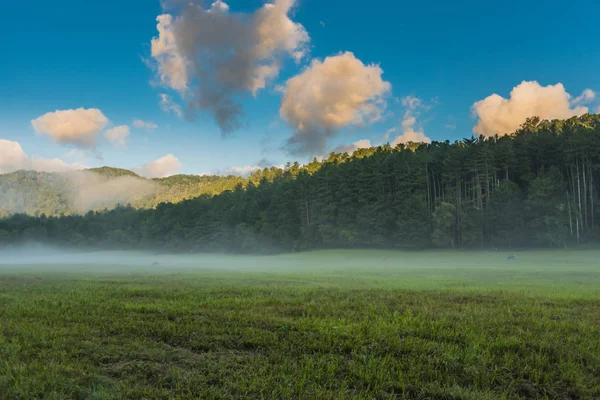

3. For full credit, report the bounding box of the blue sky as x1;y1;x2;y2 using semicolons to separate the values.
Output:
1;0;599;177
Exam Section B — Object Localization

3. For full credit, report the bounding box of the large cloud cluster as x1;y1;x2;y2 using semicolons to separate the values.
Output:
150;0;309;133
280;52;391;154
472;81;594;136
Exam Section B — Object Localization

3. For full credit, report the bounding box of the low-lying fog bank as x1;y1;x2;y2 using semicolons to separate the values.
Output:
0;245;260;271
2;245;600;296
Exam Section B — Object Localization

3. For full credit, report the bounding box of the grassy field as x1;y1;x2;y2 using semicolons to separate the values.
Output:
1;250;599;399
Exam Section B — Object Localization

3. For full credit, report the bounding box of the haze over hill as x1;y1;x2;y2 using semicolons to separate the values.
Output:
0;166;252;217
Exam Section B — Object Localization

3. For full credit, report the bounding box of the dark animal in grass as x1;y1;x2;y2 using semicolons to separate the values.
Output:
152;261;160;266
507;254;516;261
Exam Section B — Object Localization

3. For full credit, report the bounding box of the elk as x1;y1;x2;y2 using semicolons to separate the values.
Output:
507;254;516;261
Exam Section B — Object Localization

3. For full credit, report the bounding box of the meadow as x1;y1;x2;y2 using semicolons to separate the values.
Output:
1;250;599;399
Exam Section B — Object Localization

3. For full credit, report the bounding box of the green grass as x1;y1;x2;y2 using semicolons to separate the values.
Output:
1;250;599;399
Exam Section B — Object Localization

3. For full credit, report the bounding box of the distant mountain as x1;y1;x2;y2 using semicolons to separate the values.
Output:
0;167;254;217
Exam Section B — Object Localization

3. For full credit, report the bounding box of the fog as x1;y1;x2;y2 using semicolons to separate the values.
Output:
67;171;157;212
0;244;407;276
0;170;157;215
0;244;295;274
0;245;230;269
2;244;599;296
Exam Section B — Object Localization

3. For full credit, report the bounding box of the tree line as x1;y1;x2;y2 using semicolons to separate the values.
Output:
1;114;599;252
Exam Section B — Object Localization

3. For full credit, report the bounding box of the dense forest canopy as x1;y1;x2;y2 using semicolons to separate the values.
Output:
1;114;600;252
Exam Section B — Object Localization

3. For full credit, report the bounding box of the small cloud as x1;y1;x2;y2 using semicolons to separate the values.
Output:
133;119;158;130
572;89;596;105
391;130;431;146
320;21;326;27
401;95;422;110
332;139;373;154
426;96;440;110
134;154;181;178
389;96;431;146
104;125;130;148
391;116;431;146
225;165;262;176
159;94;183;117
382;127;396;142
445;124;456;130
31;108;109;149
205;159;285;177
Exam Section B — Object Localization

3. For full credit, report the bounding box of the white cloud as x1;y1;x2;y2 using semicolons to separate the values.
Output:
133;119;158;130
391;117;431;146
472;81;592;136
401;95;421;110
225;165;262;176
0;140;29;174
383;127;396;142
159;93;183;117
389;95;431;146
572;89;596;105
333;139;373;154
200;159;285;177
596;105;600;114
149;0;309;133
0;139;86;174
104;125;130;148
280;51;391;154
133;154;181;178
391;127;430;146
223;162;286;176
31;108;109;148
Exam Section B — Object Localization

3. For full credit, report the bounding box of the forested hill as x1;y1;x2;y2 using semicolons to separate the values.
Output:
0;167;270;217
2;114;600;252
87;166;141;177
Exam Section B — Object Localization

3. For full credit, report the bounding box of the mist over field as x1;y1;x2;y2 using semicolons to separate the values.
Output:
2;244;600;398
2;245;599;296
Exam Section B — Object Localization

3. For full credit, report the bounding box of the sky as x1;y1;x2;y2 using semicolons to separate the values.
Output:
1;0;599;178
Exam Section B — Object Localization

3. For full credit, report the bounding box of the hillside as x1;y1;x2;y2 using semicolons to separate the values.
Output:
87;166;141;178
2;114;600;251
0;168;251;217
